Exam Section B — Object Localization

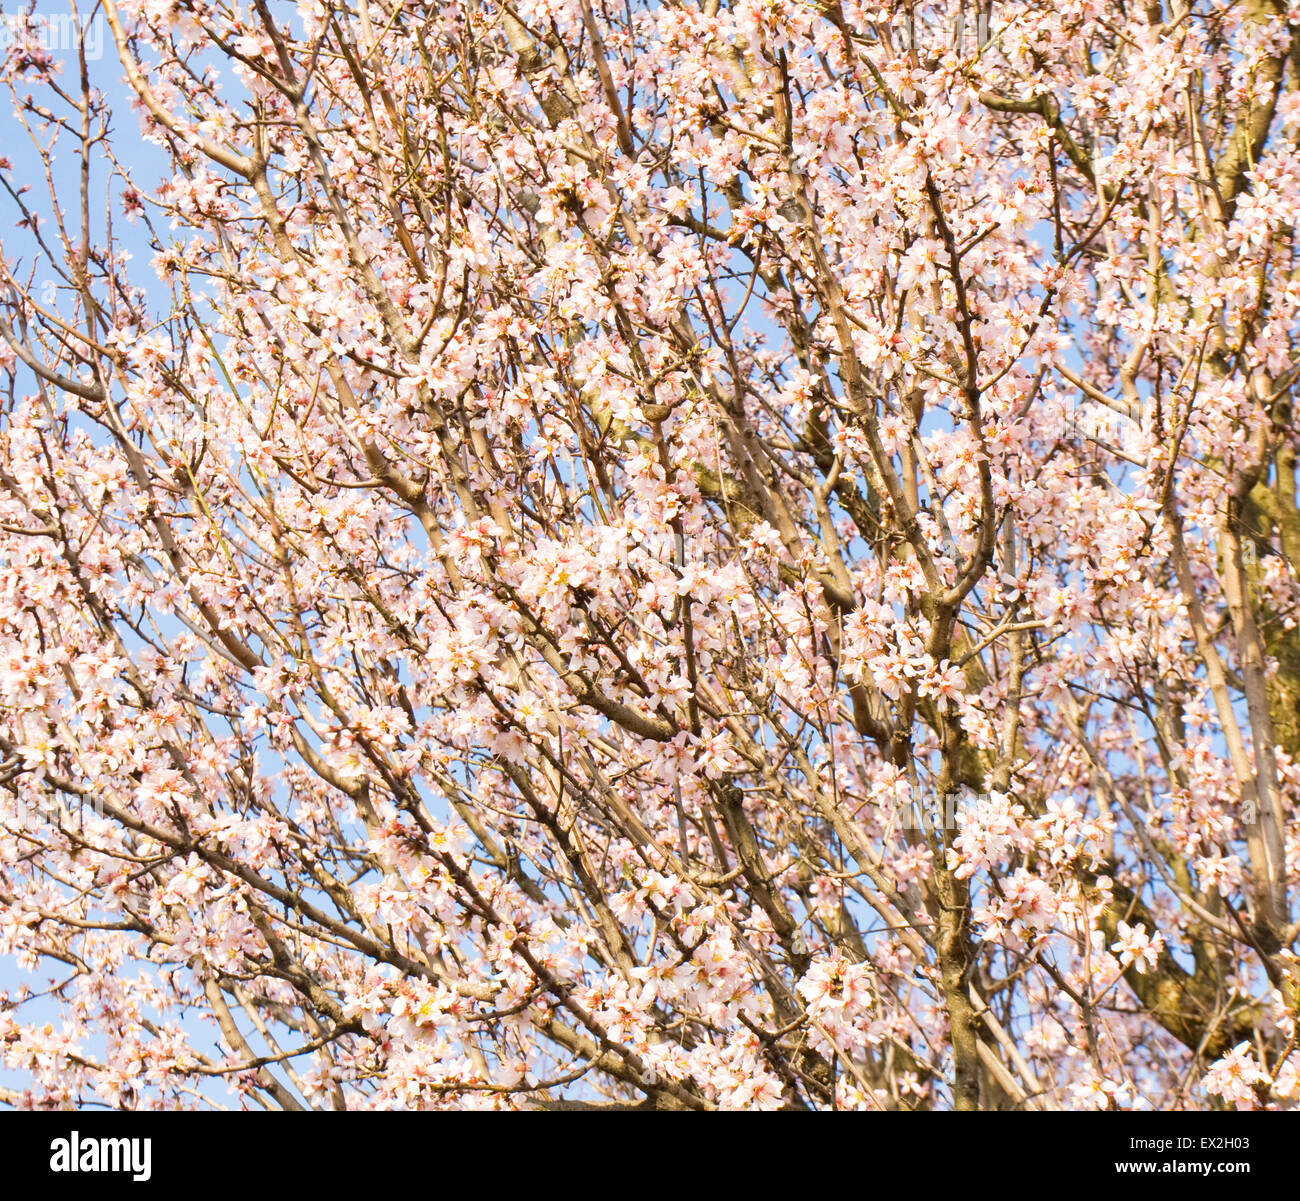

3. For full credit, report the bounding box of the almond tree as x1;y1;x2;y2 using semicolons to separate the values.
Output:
0;0;1297;1110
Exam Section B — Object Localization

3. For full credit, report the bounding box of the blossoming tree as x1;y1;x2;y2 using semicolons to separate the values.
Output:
0;0;1298;1110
